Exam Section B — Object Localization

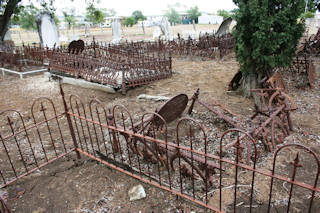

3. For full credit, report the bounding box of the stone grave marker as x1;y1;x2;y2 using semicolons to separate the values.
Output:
36;12;59;48
112;18;122;44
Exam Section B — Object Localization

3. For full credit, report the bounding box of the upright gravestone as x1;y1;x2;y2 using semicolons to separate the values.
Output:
84;23;91;37
153;26;161;39
4;30;12;41
112;18;122;44
159;17;173;40
36;12;59;48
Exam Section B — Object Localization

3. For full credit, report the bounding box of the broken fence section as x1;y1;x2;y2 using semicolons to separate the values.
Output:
0;86;319;212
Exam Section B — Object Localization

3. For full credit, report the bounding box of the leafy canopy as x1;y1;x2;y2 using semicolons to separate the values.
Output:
217;9;231;20
164;7;180;24
132;10;145;24
124;16;135;27
63;10;77;29
187;6;201;22
85;3;106;25
10;4;38;30
8;1;59;30
232;0;306;76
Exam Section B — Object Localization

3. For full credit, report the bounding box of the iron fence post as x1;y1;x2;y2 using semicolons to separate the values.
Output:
59;82;81;159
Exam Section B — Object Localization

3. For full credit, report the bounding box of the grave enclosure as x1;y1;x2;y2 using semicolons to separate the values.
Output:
0;83;319;212
1;22;320;212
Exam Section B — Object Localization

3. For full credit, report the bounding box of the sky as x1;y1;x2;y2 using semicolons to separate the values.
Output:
23;0;237;17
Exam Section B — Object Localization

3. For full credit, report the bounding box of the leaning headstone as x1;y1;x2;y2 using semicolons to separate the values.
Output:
112;18;122;44
160;17;173;40
36;12;59;48
2;30;15;47
215;17;233;36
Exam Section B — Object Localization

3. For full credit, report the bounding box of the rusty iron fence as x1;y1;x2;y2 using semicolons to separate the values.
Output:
297;28;320;57
48;42;172;94
0;44;46;71
273;54;316;89
0;85;319;212
105;33;234;59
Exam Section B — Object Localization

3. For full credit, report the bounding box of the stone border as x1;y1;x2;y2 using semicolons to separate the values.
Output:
44;72;116;94
0;67;48;79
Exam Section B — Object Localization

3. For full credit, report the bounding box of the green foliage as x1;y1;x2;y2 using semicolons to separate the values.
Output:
9;1;60;30
0;0;60;41
1;0;23;26
124;16;135;27
63;11;77;29
39;0;56;14
85;3;106;25
305;0;319;13
14;4;39;30
53;15;60;26
132;10;145;24
187;6;201;23
164;8;181;25
217;9;231;20
230;9;238;19
232;0;305;77
301;11;315;19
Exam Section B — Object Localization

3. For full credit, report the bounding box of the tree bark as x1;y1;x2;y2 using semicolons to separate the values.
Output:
0;0;21;42
241;72;266;107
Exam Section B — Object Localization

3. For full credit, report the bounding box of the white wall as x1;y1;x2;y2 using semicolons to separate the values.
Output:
198;14;223;25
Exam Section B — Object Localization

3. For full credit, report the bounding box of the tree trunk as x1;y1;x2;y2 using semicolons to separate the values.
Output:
240;72;266;107
192;20;196;31
0;0;21;42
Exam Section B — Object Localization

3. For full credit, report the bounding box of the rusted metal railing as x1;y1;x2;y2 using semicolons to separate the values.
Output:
48;42;172;94
0;97;75;188
0;85;319;212
0;44;46;71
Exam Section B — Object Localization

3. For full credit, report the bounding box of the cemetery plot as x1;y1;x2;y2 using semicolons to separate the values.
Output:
0;80;319;212
1;21;320;212
48;41;172;94
0;44;48;79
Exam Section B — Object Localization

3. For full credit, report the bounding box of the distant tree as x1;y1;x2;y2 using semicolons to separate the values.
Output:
85;3;106;26
164;7;181;25
305;0;320;13
229;9;238;19
187;6;201;23
53;15;60;26
63;11;77;29
232;0;306;97
124;16;135;27
0;0;62;41
39;0;56;15
9;4;38;30
217;9;231;20
300;0;320;18
132;10;146;24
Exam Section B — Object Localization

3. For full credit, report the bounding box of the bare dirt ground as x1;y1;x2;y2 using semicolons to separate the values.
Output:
1;24;320;212
1;54;320;212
